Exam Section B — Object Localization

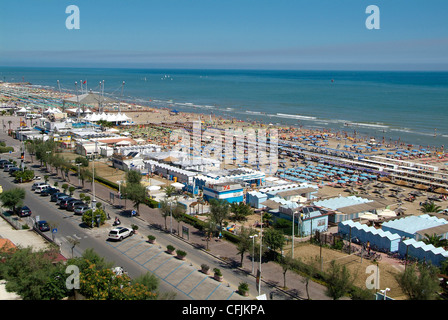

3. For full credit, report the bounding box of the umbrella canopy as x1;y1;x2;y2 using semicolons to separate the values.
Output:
434;187;448;194
414;184;429;190
394;180;408;186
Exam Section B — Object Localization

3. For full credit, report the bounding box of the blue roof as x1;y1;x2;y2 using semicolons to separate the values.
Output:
382;214;448;235
314;196;372;210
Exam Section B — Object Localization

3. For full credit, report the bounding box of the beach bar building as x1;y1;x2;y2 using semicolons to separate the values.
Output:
202;182;244;203
314;195;385;224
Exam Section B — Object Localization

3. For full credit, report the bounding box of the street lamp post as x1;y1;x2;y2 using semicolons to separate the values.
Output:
117;180;122;208
249;234;258;274
76;163;81;188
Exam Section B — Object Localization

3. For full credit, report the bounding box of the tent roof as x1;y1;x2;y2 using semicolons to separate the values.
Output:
63;92;117;105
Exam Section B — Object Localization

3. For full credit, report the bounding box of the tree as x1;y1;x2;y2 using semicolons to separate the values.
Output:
423;233;448;248
68;186;76;196
0;187;26;213
325;260;354;300
163;185;177;198
236;226;256;268
395;262;440;300
126;169;142;185
159;199;172;230
230;202;253;222
61;183;69;194
82;207;107;228
123;182;146;215
171;201;186;235
13;169;35;183
420;201;442;213
277;254;296;289
263;228;285;254
79;262;157;300
0;246;62;300
75;156;89;167
208;198;231;236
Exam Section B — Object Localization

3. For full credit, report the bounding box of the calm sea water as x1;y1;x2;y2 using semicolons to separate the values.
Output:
1;67;448;147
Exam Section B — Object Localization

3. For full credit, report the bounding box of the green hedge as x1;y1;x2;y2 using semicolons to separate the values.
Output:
0;146;14;153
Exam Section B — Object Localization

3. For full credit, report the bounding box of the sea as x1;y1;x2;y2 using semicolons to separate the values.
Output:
1;67;448;148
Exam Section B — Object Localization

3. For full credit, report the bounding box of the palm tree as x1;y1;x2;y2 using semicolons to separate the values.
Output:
423;233;448;248
163;185;177;198
420;201;442;213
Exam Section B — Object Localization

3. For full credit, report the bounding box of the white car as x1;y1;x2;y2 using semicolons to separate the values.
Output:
108;227;134;241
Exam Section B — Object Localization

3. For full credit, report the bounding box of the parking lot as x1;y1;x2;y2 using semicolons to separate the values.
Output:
106;233;247;300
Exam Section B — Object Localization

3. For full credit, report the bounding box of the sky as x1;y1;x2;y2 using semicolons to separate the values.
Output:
1;0;448;70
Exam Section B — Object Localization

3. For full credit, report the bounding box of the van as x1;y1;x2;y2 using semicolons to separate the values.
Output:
31;182;48;191
34;185;50;194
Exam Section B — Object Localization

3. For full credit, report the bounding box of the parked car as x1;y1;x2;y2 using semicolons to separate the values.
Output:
32;182;48;191
56;194;71;205
66;200;85;211
16;206;32;217
35;220;50;232
8;167;20;175
108;227;134;241
74;205;90;215
3;164;14;172
59;197;75;209
40;187;60;196
34;184;51;194
51;192;67;202
0;159;10;168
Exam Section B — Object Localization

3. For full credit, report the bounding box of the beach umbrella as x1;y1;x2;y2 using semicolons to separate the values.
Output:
434;187;448;194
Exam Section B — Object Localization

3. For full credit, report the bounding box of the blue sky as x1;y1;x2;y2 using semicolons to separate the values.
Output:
1;0;447;70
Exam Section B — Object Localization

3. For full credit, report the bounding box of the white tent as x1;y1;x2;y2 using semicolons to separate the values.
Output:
378;209;397;218
171;182;185;189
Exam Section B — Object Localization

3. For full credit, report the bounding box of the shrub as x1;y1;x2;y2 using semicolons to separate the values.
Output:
176;250;187;257
167;245;175;252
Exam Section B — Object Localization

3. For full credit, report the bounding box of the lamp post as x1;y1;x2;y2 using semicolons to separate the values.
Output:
117;180;122;208
76;163;81;188
249;234;258;274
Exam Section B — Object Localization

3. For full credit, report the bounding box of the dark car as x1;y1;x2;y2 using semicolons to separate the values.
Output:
16;206;32;217
74;205;90;215
51;192;67;202
67;200;85;211
59;197;75;209
0;159;10;168
40;187;60;196
35;220;50;232
8;167;20;175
